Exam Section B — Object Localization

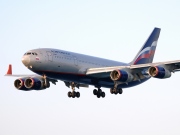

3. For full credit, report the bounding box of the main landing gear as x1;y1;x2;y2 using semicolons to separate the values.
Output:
93;88;105;98
68;91;80;98
110;88;123;95
67;82;80;98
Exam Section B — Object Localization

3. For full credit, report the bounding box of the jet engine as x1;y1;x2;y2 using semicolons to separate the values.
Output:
14;78;29;90
24;77;50;90
148;66;171;79
110;70;134;82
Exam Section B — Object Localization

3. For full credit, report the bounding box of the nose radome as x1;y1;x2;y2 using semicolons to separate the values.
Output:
22;56;30;66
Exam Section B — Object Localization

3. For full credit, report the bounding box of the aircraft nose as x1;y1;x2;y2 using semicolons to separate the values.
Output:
22;56;30;66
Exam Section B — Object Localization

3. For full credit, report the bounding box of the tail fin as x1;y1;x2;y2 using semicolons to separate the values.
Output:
131;27;161;65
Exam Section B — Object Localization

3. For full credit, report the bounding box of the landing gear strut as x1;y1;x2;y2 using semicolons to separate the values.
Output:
43;75;50;88
110;81;123;95
67;82;80;98
93;88;105;98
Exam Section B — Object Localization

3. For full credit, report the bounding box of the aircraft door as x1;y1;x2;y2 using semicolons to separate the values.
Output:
73;56;78;66
36;51;44;63
46;51;53;62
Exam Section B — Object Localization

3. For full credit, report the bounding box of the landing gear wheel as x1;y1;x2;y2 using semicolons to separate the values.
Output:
93;89;98;95
97;93;101;98
93;88;105;98
66;82;81;98
110;88;123;95
72;91;76;98
119;89;123;94
116;89;120;93
76;92;80;98
101;92;105;98
67;91;81;98
98;89;102;93
110;88;114;94
68;91;72;98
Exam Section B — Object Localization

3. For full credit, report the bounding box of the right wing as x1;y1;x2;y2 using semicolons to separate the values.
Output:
5;65;87;89
5;64;37;77
5;64;58;85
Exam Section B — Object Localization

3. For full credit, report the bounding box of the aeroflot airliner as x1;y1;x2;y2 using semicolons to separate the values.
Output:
5;28;180;98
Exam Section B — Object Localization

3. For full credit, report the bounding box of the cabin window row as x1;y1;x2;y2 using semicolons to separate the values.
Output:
54;56;108;66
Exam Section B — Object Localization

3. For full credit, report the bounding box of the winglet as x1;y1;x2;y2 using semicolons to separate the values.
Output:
6;64;12;75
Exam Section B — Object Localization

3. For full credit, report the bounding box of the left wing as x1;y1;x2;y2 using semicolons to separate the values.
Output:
86;60;180;79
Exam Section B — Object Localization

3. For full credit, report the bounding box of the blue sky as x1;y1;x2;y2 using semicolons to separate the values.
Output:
1;0;180;135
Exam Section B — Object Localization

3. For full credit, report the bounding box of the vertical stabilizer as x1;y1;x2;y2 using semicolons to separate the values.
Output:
131;28;161;65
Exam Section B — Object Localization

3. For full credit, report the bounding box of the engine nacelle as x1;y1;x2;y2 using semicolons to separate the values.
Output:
14;78;29;90
110;70;134;82
148;66;171;79
24;77;49;90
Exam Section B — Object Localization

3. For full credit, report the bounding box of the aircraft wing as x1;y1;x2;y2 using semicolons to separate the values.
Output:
86;60;180;78
130;60;180;70
5;74;37;77
5;65;37;77
5;64;58;84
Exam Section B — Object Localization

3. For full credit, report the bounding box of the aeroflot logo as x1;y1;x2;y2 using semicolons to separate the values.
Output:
36;57;40;60
137;41;157;58
51;50;70;55
133;41;157;64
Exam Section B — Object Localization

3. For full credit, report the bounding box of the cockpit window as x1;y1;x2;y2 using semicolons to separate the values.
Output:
24;52;38;55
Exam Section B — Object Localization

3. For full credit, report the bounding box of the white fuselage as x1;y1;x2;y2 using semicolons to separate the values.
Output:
22;48;147;88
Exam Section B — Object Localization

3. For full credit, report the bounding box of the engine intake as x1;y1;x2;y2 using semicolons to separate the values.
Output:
110;70;134;82
14;78;28;90
24;77;47;90
148;66;171;79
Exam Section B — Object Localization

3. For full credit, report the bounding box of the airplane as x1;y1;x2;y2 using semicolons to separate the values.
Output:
5;27;180;98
